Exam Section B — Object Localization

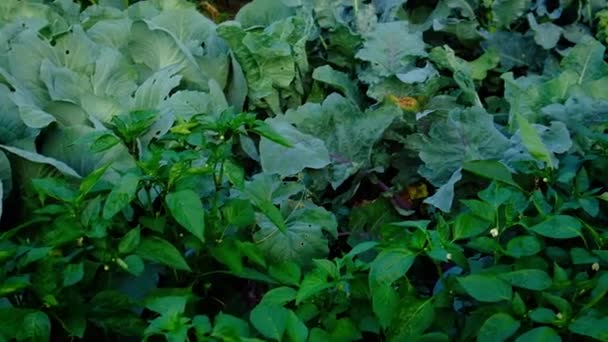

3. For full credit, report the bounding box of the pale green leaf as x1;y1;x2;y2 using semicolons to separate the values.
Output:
0;144;81;179
285;93;398;188
515;113;554;168
356;21;427;79
259;117;331;177
492;0;531;28
312;65;361;105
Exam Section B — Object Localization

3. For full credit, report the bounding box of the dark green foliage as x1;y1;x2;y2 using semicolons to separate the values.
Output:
1;0;608;341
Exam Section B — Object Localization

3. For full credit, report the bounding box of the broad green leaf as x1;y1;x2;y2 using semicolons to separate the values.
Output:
269;261;301;286
528;14;562;49
345;241;379;258
484;32;546;71
235;0;295;28
211;240;244;274
327;318;362;341
122;255;145;276
543;293;573;319
252;121;293;148
492;0;531;28
118;227;141;255
452;211;492;241
145;296;187;315
561;36;607;84
129;20;207;89
0;144;81;178
285;310;308;342
135;237;191;272
90;134;120;153
250;304;288;341
193;315;212;340
212;313;250;340
408;106;509;189
244;174;287;232
369;248;415;287
261;287;297;306
529;308;558;324
165;190;205;242
461;200;495;222
254;203;337;267
312;65;360;105
43;217;83;247
467;236;500;254
217;17;307;113
479;182;515;209
296;269;331;304
515;113;554;168
223;199;256;228
528;215;582;239
0;276;30;296
515;327;561;342
78;163;111;198
0;150;10;202
463;160;519;188
17;311;51;342
223;158;245;189
18;248;52;268
355;21;427;79
285;94;398;188
458;274;512;302
424;168;463;213
39;59;90;104
505;236;542;258
102;173;140;220
568;310;608;341
371;282;399;329
388;297;435;340
259;117;331;177
63;263;84;287
500;269;552;291
148;8;216;55
396;62;439;84
236;241;266;268
428;45;496;105
477;313;520;342
0;84;31;145
31;177;76;202
512;292;527;316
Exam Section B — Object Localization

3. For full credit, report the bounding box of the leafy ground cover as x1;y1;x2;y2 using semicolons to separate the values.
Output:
1;0;608;341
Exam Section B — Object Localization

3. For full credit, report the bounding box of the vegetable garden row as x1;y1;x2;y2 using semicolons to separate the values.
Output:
1;0;608;341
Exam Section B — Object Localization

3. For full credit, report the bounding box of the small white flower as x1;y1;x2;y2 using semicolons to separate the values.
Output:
592;262;600;271
490;228;499;237
446;253;453;261
103;265;110;271
556;312;563;320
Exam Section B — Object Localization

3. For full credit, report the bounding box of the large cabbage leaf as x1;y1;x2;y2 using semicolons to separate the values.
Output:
285;93;399;188
0;0;235;221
